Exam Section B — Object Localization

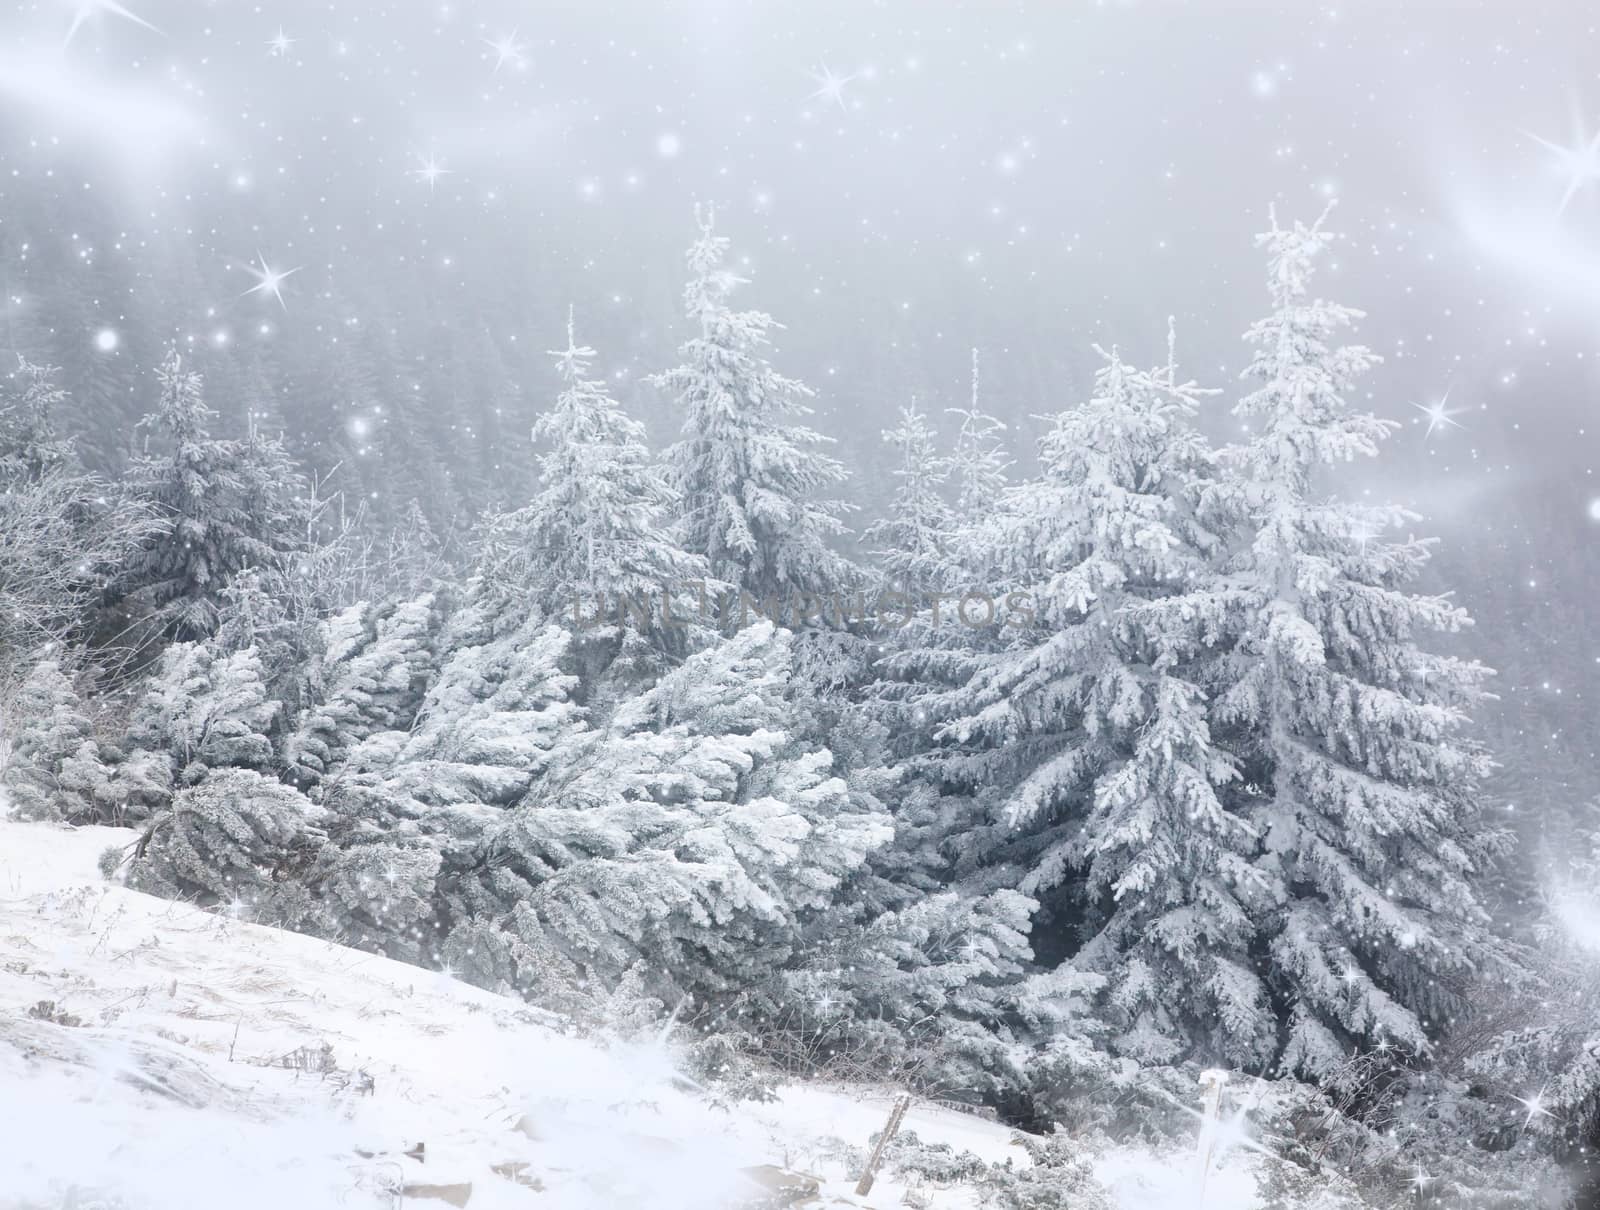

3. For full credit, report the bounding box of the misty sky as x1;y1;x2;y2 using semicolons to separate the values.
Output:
2;0;1596;794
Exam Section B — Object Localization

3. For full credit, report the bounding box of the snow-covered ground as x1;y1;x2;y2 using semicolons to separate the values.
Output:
0;817;1264;1209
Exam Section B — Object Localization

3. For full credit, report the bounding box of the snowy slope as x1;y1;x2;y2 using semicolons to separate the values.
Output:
0;818;1265;1209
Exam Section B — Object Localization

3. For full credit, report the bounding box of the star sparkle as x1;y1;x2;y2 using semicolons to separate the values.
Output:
1407;1161;1434;1197
267;27;294;57
484;30;527;73
1412;387;1465;439
411;151;454;192
1513;1086;1556;1130
808;62;856;112
241;252;301;310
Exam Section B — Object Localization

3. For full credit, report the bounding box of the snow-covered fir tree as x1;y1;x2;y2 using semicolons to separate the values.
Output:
884;337;1273;1065
652;207;854;604
1202;208;1505;1076
863;399;952;589
441;623;892;1004
479;310;706;659
365;610;582;830
0;357;75;484
1013;335;1271;1067
2;658;109;822
943;348;1010;580
111;348;311;640
283;594;437;789
121;640;280;794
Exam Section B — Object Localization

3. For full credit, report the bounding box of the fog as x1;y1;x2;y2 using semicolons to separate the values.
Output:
1;0;1595;804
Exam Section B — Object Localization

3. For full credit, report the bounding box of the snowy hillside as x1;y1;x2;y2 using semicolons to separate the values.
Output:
0;818;1265;1210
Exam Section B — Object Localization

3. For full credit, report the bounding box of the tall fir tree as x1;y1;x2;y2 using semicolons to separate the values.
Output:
478;310;706;651
883;338;1273;1066
1202;209;1506;1076
651;207;854;603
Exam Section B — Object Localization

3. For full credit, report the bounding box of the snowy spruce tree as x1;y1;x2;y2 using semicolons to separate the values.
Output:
479;311;706;659
881;336;1277;1067
942;348;1010;579
125;767;331;930
282;594;437;789
652;207;854;604
441;623;891;1004
1202;209;1505;1076
111;348;310;640
863;399;952;590
361;611;582;831
0;357;75;484
119;640;280;801
2;658;110;823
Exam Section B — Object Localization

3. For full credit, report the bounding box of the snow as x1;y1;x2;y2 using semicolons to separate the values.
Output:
0;817;1269;1209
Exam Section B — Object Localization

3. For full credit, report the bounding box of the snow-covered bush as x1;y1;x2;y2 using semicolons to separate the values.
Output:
379;610;581;819
444;623;892;1004
1;658;109;822
123;641;280;788
125;768;330;929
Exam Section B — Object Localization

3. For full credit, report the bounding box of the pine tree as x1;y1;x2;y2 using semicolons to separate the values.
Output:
651;207;854;603
863;400;952;589
283;594;437;789
1028;338;1271;1067
443;623;892;1002
1202;208;1505;1076
112;348;311;640
478;311;706;643
2;659;109;823
0;357;75;484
